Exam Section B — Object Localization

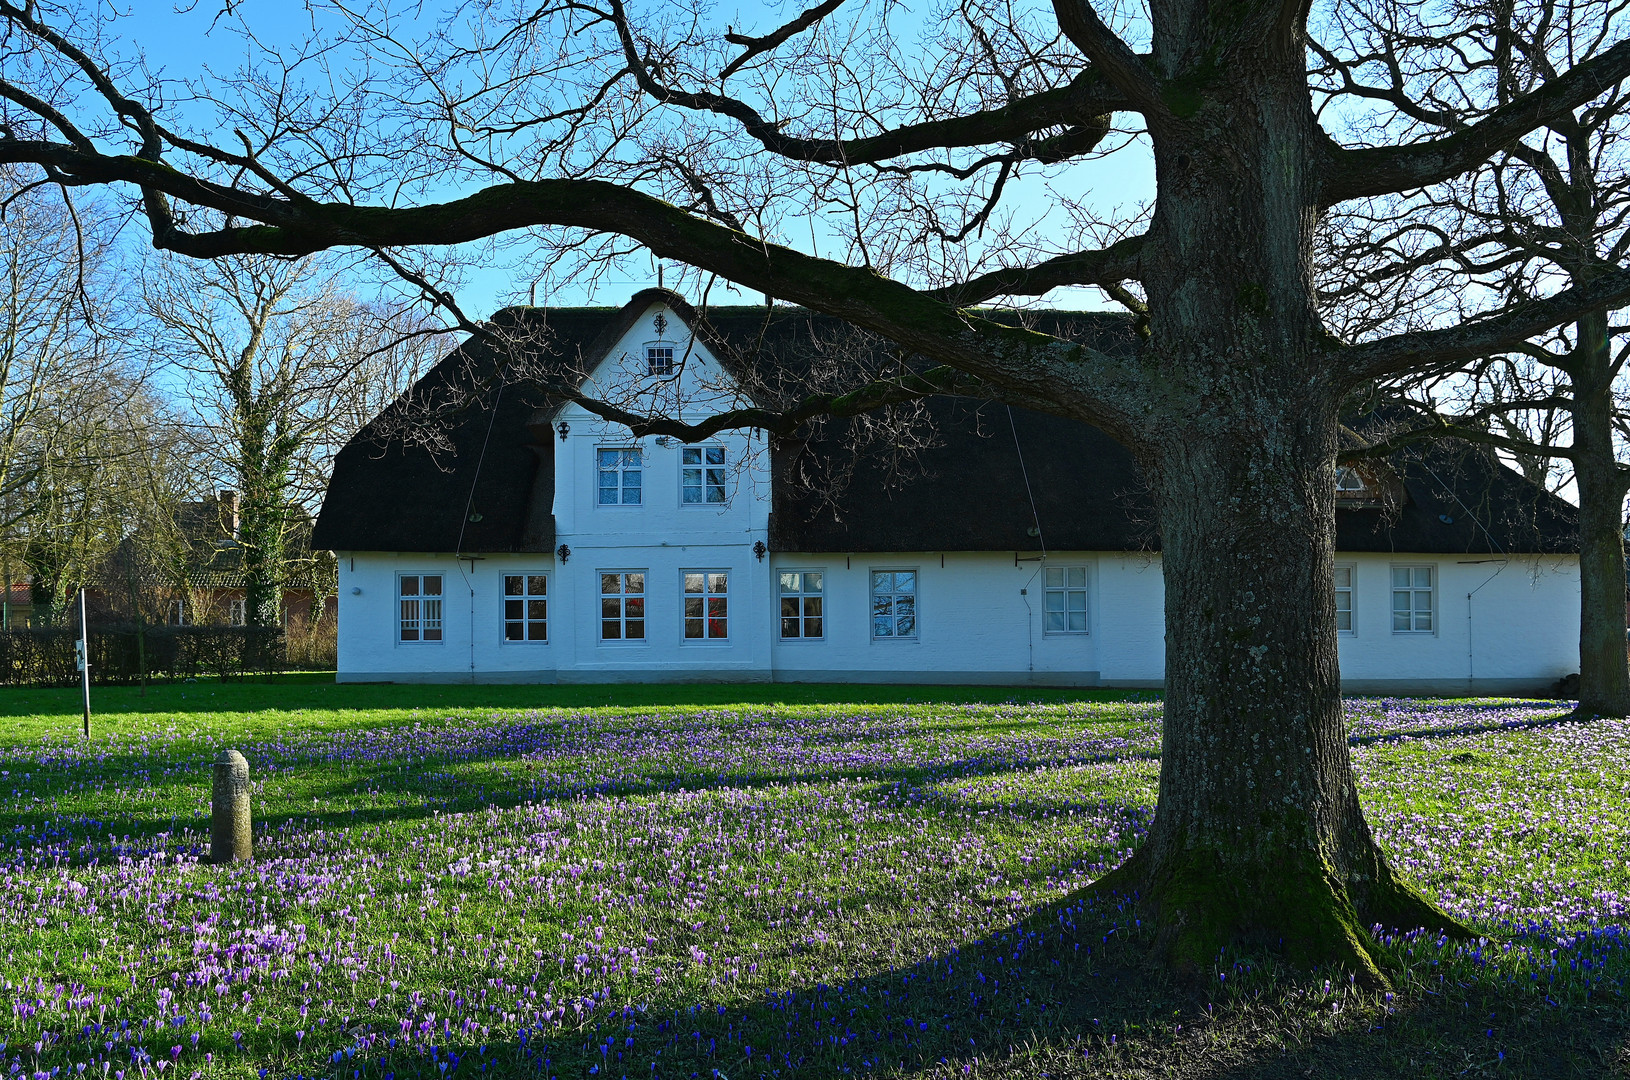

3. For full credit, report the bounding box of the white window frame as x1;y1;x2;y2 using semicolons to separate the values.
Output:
1333;562;1355;635
681;569;730;642
1390;564;1435;634
228;597;246;627
778;569;825;641
645;341;676;377
598;570;647;643
1041;565;1090;635
502;573;549;643
398;573;445;643
168;600;189;627
680;445;728;506
596;446;643;506
870;567;919;641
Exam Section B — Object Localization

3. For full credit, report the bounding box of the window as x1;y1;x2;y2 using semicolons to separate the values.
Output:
871;569;917;639
597;448;642;505
682;446;727;504
1335;467;1367;496
1333;564;1354;633
683;571;729;639
646;345;675;376
228;597;246;627
503;574;548;641
399;574;444;642
168;600;188;626
600;571;646;640
1043;566;1088;634
779;571;824;639
1391;565;1433;633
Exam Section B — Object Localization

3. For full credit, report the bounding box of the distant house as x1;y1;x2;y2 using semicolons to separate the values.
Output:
313;290;1580;691
95;490;335;628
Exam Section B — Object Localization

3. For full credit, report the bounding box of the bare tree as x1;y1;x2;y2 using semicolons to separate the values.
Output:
142;250;442;629
9;0;1630;975
1317;0;1630;715
0;168;161;621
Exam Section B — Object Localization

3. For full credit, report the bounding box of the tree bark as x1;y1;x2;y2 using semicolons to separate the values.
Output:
1568;309;1630;716
1085;19;1466;977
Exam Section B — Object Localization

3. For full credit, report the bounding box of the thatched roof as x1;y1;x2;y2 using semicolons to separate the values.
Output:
312;292;1578;556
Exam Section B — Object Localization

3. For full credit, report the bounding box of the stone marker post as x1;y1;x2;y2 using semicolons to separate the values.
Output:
211;749;252;863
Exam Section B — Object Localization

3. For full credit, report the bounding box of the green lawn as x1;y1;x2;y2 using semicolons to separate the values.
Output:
0;681;1624;1079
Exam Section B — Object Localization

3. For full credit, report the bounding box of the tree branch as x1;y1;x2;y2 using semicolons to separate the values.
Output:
606;0;1127;165
720;0;849;81
0;147;1138;427
927;233;1146;305
1324;36;1630;204
1049;0;1164;118
1337;261;1630;381
569;364;990;440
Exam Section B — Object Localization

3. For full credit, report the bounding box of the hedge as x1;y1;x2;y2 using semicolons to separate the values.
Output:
0;624;284;686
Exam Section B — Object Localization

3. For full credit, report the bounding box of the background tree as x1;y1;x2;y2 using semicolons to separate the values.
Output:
142;251;442;630
1317;0;1630;716
8;0;1630;975
0;168;162;623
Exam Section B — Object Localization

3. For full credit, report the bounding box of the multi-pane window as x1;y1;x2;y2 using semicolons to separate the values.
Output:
646;345;674;376
600;571;646;640
871;569;918;639
778;571;824;639
683;571;729;639
503;574;548;641
597;448;642;505
682;446;727;504
1334;564;1354;633
399;574;444;642
1391;565;1434;633
1043;566;1088;634
228;597;246;627
1335;467;1367;496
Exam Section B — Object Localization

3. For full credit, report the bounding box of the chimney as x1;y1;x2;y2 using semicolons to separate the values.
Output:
218;490;239;539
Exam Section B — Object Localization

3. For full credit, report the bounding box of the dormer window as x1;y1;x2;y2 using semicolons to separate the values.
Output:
1335;467;1367;497
646;344;675;376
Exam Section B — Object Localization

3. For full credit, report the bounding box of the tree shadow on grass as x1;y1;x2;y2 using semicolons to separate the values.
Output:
0;736;1165;863
186;887;1630;1080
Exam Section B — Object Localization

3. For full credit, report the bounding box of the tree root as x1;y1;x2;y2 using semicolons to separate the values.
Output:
1088;845;1473;989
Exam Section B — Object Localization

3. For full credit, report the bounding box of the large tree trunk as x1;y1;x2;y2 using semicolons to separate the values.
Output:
1088;22;1463;977
1099;415;1451;977
1568;309;1630;716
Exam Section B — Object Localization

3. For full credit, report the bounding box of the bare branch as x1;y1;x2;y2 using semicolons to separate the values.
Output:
720;0;849;80
1338;260;1630;381
1325;37;1630;203
928;233;1145;305
1049;0;1164;117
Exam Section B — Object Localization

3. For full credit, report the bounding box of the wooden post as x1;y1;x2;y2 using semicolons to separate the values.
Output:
211;750;252;863
78;588;90;739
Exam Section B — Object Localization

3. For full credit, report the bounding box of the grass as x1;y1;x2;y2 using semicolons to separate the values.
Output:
0;681;1625;1079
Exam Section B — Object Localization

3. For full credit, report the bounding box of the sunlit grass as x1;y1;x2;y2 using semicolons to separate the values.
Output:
0;684;1624;1079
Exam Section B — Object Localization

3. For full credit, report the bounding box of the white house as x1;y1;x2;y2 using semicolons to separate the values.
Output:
312;290;1582;692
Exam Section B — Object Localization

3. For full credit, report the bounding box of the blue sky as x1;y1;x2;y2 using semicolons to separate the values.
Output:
106;0;1155;314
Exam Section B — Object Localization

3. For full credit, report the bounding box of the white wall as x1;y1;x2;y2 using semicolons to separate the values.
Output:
767;551;1104;685
1334;553;1578;694
333;548;1579;690
335;552;561;683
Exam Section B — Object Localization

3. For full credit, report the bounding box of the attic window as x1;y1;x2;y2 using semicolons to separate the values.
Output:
1335;467;1367;496
646;345;675;376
